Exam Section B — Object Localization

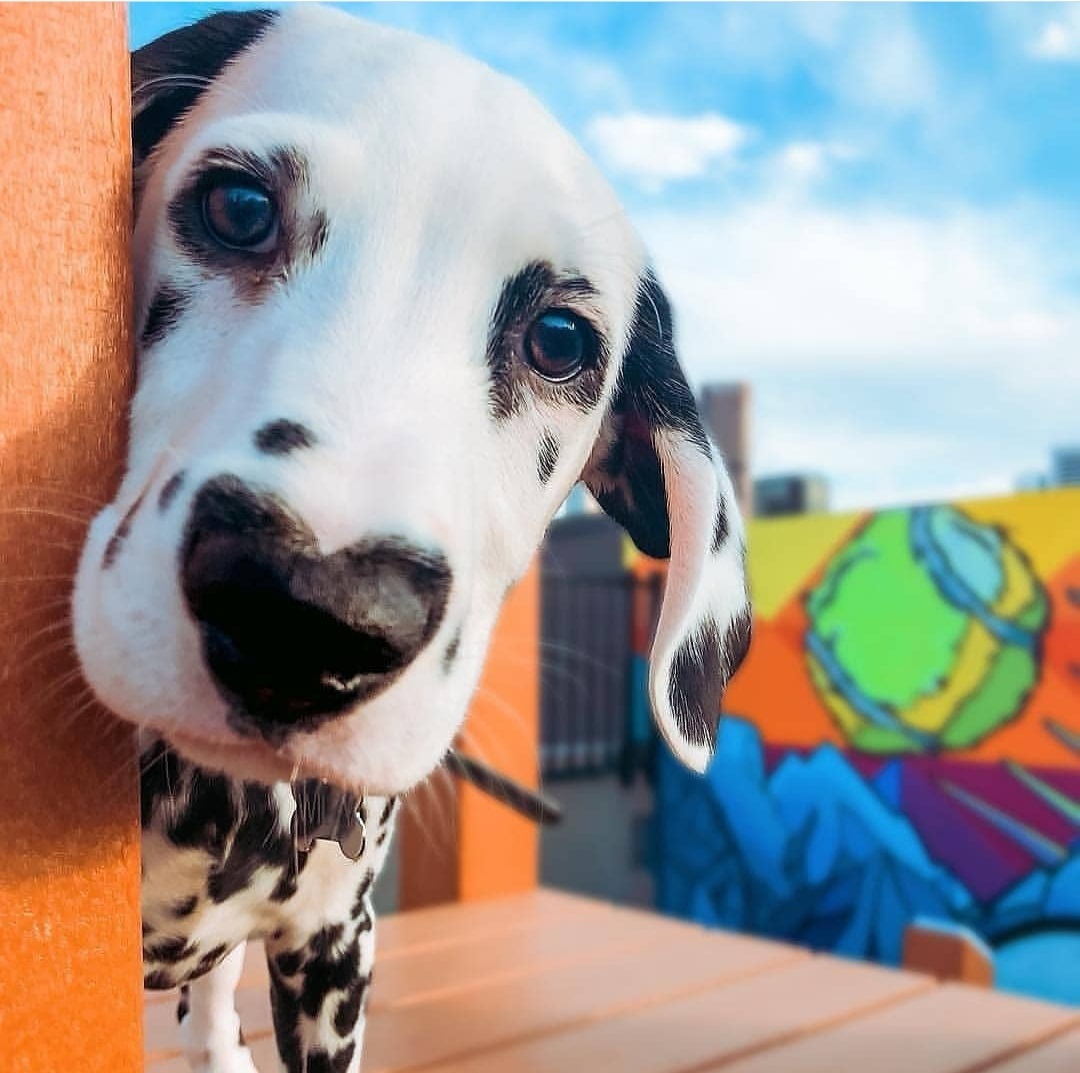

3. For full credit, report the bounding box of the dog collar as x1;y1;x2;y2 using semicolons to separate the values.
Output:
291;749;562;861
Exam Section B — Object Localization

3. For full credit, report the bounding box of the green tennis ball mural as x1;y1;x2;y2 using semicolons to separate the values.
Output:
804;505;1049;754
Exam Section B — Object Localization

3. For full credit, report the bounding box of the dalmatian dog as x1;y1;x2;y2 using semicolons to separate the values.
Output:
71;6;752;1072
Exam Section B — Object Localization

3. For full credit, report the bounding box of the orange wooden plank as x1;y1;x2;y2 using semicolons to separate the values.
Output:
360;927;804;1071
712;983;1080;1073
378;888;595;958
418;955;935;1073
980;1027;1080;1073
373;903;666;1010
0;5;141;1072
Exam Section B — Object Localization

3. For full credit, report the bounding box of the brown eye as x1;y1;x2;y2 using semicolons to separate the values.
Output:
525;309;595;382
201;177;278;251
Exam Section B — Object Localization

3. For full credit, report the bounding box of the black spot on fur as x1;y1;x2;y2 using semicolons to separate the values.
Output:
333;975;369;1036
102;490;146;569
171;894;199;918
305;1050;342;1073
166;770;234;853
254;419;316;456
350;872;375;921
486;262;606;421
332;1044;357;1073
378;799;396;826
158;470;186;512
308;923;345;960
146;934;196;964
442;629;461;673
725;606;754;684
176;985;190;1024
101;530;124;569
300;935;360;1018
144;969;175;990
141;286;190;348
191;943;229;979
309;209;330;259
268;961;304;1072
537;430;560;483
208;783;291;902
269;850;310;903
305;1044;356;1073
667;608;752;751
132;10;280;167
275;948;304;978
711;497;728;553
668;622;723;751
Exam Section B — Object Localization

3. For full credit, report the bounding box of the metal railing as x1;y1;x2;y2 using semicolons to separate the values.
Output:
539;572;664;779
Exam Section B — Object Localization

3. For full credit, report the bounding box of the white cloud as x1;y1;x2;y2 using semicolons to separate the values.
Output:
837;15;940;116
1029;9;1080;60
585;111;748;189
635;195;1080;509
775;140;860;182
640;199;1080;378
675;5;943;118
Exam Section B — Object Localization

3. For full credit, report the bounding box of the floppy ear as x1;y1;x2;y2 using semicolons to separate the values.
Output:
582;271;752;774
131;10;279;169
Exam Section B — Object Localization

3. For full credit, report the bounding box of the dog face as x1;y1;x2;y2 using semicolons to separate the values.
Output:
72;6;751;793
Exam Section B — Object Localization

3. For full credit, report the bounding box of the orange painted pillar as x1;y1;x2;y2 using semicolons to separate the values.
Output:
399;565;540;907
0;5;141;1070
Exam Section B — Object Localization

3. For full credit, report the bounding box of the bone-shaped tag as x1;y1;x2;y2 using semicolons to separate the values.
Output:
291;789;367;861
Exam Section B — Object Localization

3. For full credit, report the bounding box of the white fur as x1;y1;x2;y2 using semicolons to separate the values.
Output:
74;5;645;794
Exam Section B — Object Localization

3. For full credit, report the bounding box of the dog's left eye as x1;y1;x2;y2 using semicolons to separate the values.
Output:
525;310;595;382
201;178;279;252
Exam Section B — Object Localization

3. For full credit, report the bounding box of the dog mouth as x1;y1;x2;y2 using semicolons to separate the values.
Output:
162;727;342;789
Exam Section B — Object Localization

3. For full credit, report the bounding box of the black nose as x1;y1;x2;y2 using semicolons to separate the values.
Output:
180;476;451;732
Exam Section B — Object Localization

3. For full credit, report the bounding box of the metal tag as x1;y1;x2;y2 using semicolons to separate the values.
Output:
291;786;367;861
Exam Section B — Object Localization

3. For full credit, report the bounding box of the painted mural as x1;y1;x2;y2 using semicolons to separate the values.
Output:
649;488;1080;1004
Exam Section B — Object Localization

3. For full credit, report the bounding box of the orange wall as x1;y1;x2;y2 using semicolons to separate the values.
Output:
0;5;142;1069
400;564;540;907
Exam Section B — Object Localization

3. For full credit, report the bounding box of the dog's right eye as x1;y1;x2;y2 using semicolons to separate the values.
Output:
201;177;279;252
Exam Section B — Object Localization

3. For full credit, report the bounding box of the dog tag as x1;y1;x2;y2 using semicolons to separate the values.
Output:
291;787;367;861
335;804;368;861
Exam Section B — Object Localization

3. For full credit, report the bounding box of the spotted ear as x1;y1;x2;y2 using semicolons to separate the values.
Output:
582;272;752;773
131;9;278;169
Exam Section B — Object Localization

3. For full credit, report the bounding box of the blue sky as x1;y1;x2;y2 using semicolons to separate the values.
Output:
129;3;1080;510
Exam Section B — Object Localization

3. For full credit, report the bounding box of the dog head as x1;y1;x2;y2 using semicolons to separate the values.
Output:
72;6;751;792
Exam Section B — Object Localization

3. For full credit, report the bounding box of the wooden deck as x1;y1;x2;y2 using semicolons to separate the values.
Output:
145;889;1080;1072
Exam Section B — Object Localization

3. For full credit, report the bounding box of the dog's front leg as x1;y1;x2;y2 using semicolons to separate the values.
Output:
179;942;259;1073
265;894;375;1073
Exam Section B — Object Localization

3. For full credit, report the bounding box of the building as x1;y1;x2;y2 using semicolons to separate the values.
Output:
1051;447;1080;487
754;473;830;518
699;383;752;517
